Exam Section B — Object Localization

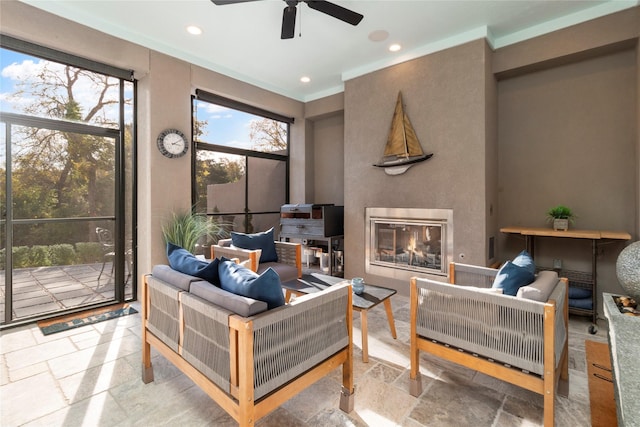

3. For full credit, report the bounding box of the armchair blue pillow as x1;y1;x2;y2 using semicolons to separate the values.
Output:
231;227;278;263
512;250;536;275
218;260;285;309
492;260;535;296
166;242;222;287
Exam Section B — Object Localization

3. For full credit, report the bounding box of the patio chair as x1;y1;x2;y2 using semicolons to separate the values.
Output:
96;227;115;281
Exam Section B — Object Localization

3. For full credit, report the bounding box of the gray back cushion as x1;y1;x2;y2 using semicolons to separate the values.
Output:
258;262;298;283
152;264;200;291
516;270;559;302
190;281;269;317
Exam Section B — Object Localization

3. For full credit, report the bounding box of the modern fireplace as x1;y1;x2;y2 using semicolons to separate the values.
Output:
365;207;453;280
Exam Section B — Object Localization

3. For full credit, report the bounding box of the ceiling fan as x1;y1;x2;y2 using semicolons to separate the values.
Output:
210;0;364;39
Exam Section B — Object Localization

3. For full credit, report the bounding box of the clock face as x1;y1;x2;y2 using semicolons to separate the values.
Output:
157;129;188;158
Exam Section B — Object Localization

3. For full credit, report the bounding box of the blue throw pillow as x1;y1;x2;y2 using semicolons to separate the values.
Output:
218;260;285;309
492;260;535;296
166;242;222;287
231;228;278;263
512;250;536;275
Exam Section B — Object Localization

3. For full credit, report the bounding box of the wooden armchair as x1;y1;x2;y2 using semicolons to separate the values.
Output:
409;262;569;427
212;239;302;282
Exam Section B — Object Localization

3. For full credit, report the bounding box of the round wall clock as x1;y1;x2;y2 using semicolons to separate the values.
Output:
157;128;188;158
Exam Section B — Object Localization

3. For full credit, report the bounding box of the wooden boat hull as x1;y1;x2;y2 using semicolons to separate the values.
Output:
373;153;433;175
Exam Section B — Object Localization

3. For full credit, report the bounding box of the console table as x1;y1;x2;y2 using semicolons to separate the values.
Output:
500;226;631;331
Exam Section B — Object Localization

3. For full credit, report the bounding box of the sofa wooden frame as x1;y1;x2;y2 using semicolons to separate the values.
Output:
409;262;569;427
141;273;354;427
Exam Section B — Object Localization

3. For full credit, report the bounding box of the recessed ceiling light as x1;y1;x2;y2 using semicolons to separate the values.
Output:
368;30;389;42
389;44;402;52
187;25;202;35
300;76;311;83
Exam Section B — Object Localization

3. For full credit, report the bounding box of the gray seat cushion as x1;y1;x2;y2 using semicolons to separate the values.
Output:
190;280;269;317
258;262;299;283
152;264;201;291
516;270;559;302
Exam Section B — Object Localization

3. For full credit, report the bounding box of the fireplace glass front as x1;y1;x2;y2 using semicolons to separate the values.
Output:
366;208;453;278
373;221;444;274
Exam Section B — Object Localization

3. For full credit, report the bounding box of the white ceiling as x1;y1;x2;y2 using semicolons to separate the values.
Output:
21;0;638;102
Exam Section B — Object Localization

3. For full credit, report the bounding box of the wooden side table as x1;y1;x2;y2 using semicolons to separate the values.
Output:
281;273;397;362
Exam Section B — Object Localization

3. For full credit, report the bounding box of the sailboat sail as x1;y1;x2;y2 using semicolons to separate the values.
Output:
374;92;432;175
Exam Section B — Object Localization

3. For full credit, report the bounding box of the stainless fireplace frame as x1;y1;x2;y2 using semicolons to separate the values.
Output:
365;207;453;280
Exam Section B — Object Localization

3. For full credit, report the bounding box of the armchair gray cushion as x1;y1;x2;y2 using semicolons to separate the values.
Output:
517;270;559;302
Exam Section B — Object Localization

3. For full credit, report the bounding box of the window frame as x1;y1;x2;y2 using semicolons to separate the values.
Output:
191;91;291;233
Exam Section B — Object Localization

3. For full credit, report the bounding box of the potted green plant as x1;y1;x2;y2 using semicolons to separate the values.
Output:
162;210;227;255
546;205;576;231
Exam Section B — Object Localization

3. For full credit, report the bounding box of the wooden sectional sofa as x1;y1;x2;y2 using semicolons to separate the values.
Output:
141;265;354;426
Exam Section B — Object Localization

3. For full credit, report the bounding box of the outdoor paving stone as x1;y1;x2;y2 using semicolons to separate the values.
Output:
58;357;138;403
409;378;504;426
48;332;139;379
0;371;67;426
354;374;418;425
14;302;61;319
12;290;52;301
0;324;38;353
7;361;49;382
501;394;544;424
21;390;129;427
12;282;44;291
13;295;55;308
42;282;86;292
281;376;341;421
4;336;77;371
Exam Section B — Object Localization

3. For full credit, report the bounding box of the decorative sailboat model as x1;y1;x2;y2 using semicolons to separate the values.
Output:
374;92;433;176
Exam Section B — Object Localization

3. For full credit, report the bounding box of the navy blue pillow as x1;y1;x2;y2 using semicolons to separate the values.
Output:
492;260;535;296
512;250;536;275
167;242;222;287
218;260;285;309
231;228;278;263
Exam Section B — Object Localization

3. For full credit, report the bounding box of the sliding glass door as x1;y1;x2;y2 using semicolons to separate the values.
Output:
0;40;136;327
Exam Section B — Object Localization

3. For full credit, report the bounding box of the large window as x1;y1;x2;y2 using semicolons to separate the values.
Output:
192;91;290;248
0;36;136;326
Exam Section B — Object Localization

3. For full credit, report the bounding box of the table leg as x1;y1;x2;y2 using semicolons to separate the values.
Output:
284;289;293;303
384;299;397;339
360;310;368;363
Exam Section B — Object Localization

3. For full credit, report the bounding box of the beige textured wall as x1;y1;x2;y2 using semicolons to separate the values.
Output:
494;9;639;318
344;39;492;293
312;113;345;205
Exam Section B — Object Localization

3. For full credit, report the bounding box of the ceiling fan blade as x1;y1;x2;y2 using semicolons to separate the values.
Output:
210;0;261;5
304;1;363;25
281;5;297;39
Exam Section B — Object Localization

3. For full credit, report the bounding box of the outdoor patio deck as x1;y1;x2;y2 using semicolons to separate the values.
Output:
0;263;134;324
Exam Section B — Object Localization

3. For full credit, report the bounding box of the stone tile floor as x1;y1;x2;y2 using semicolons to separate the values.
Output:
0;293;608;426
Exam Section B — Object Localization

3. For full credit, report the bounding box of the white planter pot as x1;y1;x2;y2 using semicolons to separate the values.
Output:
553;218;569;231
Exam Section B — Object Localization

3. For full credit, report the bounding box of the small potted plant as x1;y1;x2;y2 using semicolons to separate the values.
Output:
546;205;576;231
